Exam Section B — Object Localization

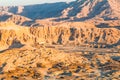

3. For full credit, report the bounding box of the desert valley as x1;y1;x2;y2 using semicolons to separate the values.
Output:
0;0;120;80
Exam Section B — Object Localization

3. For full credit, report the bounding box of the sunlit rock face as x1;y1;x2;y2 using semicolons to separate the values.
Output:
0;21;119;51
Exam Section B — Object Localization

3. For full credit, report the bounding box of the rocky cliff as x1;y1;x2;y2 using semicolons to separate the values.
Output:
0;21;120;51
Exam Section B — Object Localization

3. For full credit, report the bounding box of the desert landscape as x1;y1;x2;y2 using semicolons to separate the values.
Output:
0;0;120;80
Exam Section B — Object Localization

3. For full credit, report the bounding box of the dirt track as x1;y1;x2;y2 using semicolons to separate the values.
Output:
46;45;120;53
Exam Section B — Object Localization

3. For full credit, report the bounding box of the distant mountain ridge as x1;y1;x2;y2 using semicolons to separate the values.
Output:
0;0;120;27
0;2;69;19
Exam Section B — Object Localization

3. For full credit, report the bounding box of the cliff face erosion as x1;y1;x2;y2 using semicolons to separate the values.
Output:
0;21;120;51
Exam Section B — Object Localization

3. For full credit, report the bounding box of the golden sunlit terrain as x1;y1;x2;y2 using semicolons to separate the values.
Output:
0;0;120;80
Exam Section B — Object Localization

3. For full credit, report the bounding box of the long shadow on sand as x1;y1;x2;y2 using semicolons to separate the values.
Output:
96;23;120;30
0;40;24;53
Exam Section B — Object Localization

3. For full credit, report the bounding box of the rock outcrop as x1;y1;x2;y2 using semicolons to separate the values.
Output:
0;21;120;51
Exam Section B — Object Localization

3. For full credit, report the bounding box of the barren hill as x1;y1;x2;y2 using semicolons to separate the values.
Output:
0;0;120;27
61;0;120;20
0;2;69;19
0;21;119;51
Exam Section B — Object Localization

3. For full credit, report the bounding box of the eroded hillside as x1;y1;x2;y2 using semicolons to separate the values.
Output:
0;21;120;51
0;21;119;80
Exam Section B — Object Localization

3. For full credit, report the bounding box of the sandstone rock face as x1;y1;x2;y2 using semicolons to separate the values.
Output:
0;21;120;51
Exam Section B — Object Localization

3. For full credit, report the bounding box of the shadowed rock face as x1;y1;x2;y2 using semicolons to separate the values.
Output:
9;40;24;48
0;0;120;27
0;2;69;19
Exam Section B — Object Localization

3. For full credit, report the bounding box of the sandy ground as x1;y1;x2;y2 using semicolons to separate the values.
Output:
0;44;120;80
